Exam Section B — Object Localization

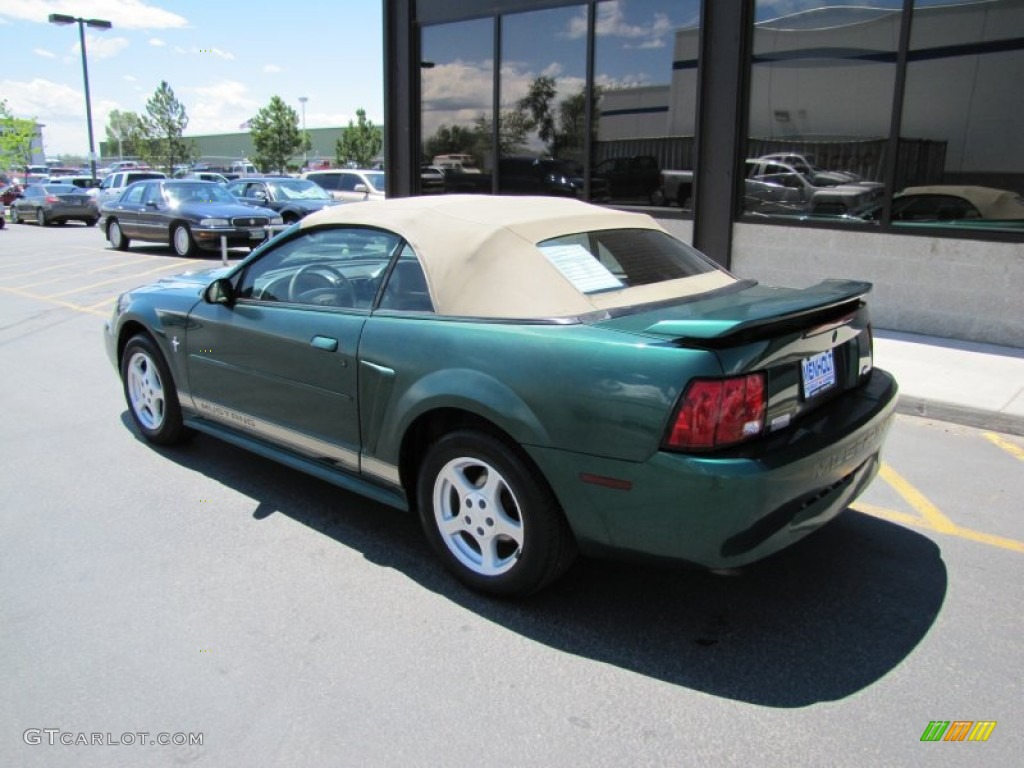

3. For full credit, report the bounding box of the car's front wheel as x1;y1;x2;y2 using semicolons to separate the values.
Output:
172;223;197;257
121;334;191;445
11;206;21;224
36;207;48;226
108;219;129;250
417;431;576;596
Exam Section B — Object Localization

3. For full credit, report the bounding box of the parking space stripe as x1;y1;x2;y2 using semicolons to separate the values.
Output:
985;432;1024;462
44;259;205;298
0;285;110;317
878;464;957;534
12;255;177;288
854;468;1024;555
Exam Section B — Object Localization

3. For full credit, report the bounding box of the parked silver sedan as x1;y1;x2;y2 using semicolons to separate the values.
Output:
10;183;98;227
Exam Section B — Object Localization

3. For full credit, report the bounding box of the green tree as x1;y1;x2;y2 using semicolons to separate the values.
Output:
517;76;558;154
249;95;302;173
105;109;148;159
555;84;602;154
335;109;383;168
0;98;38;172
143;81;193;173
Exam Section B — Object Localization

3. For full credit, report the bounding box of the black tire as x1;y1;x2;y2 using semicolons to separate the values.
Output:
11;206;21;224
36;207;48;226
416;430;576;597
172;223;197;257
108;219;129;250
85;218;98;227
120;334;192;445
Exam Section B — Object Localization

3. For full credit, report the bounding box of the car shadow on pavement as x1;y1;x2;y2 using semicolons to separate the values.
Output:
130;420;948;709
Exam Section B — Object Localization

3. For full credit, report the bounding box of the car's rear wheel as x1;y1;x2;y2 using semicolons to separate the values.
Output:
172;223;197;257
416;431;576;596
85;218;98;227
11;206;21;224
121;334;191;445
36;207;48;226
108;219;129;250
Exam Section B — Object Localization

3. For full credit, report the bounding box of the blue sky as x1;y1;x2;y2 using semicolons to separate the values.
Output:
0;0;384;157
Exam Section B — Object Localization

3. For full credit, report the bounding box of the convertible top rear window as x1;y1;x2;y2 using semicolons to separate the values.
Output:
538;229;720;294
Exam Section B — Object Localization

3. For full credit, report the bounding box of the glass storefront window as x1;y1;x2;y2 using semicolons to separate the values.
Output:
745;1;903;224
420;19;494;195
593;0;702;209
896;0;1024;233
497;6;588;198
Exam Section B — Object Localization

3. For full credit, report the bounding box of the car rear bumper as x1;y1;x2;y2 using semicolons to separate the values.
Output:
527;369;898;569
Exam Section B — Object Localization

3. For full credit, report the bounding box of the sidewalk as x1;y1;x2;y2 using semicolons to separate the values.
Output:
873;330;1024;436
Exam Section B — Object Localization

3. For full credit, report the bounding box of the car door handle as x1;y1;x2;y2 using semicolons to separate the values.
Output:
310;335;338;352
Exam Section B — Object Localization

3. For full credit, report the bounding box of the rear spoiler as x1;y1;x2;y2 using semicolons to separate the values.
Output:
644;279;872;345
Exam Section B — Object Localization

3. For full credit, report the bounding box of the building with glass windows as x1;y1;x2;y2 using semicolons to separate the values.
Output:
382;0;1023;346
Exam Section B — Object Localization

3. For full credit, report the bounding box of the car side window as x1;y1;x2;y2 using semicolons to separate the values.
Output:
310;174;338;191
123;184;146;205
236;227;402;309
339;174;358;192
378;245;434;313
141;184;162;206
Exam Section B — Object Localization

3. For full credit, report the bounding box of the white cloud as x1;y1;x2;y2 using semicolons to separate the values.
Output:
122;74;137;82
173;45;234;60
0;0;187;29
34;48;57;58
72;34;129;60
180;80;260;135
0;76;121;154
149;37;165;47
263;64;282;74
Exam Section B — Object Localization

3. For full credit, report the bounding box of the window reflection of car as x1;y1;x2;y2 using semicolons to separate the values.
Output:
756;153;864;187
9;183;98;226
302;169;386;202
889;186;1024;229
594;155;661;203
104;195;897;597
744;159;883;215
499;156;610;201
99;180;283;257
227;177;340;223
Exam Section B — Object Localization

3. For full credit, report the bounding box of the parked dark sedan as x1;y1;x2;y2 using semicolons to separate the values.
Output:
10;183;98;226
99;180;283;257
226;177;340;223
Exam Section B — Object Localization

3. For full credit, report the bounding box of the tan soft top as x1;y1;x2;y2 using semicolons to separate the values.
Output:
900;186;1024;220
298;195;734;318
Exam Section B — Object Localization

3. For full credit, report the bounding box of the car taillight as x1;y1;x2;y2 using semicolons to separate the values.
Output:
663;373;766;451
46;196;60;203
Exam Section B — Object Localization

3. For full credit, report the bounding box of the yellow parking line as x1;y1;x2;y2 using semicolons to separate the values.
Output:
0;284;109;317
44;259;204;298
854;503;1024;554
878;464;957;534
985;432;1024;462
85;297;115;311
13;254;171;288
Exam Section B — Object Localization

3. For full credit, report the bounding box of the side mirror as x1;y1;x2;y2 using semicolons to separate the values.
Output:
204;277;235;306
353;183;368;194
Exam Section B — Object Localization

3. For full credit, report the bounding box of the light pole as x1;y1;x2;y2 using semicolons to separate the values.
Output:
298;96;308;169
49;13;112;181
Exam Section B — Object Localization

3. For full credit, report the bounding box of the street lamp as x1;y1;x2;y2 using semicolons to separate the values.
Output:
49;13;112;181
298;96;309;169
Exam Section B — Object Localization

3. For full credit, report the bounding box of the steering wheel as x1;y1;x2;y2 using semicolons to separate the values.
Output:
287;263;356;307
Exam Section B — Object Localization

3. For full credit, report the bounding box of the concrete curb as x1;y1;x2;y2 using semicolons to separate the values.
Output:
895;395;1024;437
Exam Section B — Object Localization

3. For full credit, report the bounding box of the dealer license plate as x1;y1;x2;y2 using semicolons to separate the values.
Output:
802;348;836;399
249;228;264;239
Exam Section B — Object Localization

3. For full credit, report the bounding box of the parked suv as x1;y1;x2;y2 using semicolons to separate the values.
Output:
499;156;610;201
302;169;386;202
94;170;167;214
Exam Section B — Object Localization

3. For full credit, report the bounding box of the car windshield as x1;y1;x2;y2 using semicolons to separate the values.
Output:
362;172;385;191
537;228;720;294
268;180;330;200
164;183;237;205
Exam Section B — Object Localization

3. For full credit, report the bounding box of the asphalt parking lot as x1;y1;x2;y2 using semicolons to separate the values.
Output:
1;221;1022;767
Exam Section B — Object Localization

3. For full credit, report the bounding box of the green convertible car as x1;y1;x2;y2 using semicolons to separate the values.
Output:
105;195;898;596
